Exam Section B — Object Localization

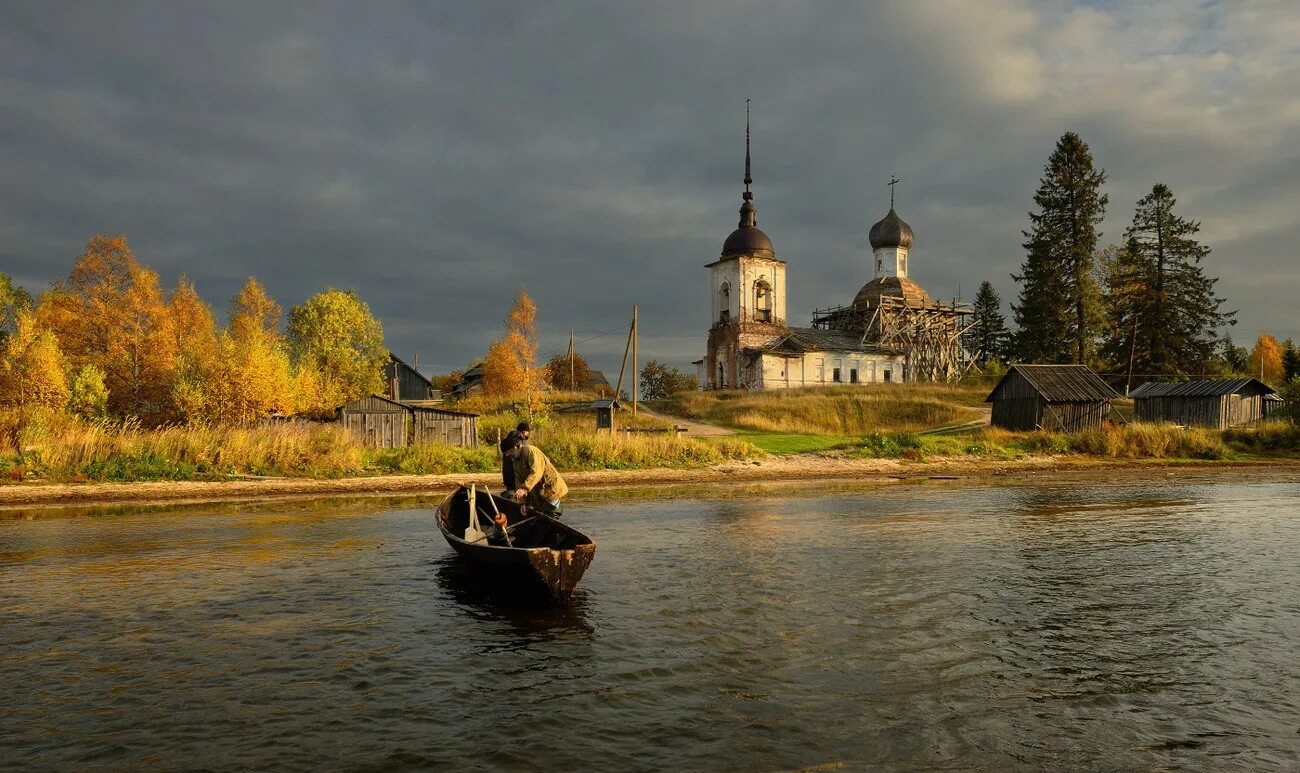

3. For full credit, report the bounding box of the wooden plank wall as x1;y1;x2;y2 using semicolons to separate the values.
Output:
341;410;408;448
412;411;479;448
1134;395;1263;428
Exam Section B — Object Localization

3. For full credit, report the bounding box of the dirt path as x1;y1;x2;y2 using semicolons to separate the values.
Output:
636;407;736;437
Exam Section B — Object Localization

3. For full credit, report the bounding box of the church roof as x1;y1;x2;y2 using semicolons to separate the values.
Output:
753;327;896;355
852;276;933;309
869;208;914;250
722;224;775;257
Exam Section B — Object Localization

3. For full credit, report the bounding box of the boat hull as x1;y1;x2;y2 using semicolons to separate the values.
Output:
436;487;596;599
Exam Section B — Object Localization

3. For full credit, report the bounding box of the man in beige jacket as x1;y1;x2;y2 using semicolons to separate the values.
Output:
504;434;568;516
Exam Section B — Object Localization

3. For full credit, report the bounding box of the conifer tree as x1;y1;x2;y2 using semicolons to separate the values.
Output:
1281;339;1300;383
1109;183;1233;377
970;281;1009;365
1012;132;1107;364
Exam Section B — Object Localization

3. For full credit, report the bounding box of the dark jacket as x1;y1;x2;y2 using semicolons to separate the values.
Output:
501;432;521;490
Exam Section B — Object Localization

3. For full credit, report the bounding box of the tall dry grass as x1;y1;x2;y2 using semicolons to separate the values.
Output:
3;408;363;480
656;385;985;434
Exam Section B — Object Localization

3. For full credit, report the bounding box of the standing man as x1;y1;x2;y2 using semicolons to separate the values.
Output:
503;434;567;516
516;421;530;443
499;430;521;496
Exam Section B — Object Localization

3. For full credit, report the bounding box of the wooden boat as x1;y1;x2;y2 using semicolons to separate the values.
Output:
435;486;596;599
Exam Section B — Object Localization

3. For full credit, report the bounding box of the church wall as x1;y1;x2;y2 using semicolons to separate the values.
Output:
754;351;907;389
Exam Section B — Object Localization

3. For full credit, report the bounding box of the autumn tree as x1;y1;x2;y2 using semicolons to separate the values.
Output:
482;290;542;406
36;235;178;422
1012;132;1107;364
1249;333;1284;385
430;370;464;394
287;288;386;413
224;278;294;422
545;351;594;391
0;310;69;411
969;281;1009;366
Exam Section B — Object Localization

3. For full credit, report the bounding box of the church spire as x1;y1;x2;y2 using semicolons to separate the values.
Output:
739;99;756;227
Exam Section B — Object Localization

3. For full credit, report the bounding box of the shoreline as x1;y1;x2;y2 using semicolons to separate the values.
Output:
2;455;1298;511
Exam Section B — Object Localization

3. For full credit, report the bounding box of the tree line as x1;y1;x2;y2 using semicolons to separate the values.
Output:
0;235;388;424
965;131;1297;391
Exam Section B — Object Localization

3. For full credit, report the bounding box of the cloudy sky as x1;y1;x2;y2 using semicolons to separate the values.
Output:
2;1;1296;377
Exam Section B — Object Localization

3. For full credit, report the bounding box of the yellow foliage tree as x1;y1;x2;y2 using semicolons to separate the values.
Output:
482;289;542;409
225;278;294;422
0;310;69;411
1249;333;1284;385
36;235;178;423
287;288;386;415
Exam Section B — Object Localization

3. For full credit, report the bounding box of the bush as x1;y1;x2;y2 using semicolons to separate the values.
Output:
1223;422;1300;452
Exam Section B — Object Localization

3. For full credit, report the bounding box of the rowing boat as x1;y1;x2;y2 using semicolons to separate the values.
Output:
435;485;596;599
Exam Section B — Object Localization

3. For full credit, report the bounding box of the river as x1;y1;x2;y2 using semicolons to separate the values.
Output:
2;471;1298;770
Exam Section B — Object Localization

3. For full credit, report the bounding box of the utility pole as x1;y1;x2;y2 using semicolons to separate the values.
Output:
568;329;575;392
614;308;634;407
632;304;638;415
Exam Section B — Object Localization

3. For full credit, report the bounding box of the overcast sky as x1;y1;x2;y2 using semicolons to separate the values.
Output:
2;1;1296;377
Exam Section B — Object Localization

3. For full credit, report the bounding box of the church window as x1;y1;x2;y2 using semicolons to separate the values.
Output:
754;279;772;322
850;367;859;384
718;282;731;323
832;367;842;383
883;368;892;383
876;257;883;274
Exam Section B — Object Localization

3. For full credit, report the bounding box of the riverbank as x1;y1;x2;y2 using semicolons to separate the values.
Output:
3;453;1298;511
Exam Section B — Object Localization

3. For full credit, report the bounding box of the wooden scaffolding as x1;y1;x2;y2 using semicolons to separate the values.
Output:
811;297;973;382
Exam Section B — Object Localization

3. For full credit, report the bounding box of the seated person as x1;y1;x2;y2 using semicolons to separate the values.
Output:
502;434;567;517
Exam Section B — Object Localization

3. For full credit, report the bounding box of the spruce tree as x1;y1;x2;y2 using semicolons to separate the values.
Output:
1012;132;1107;364
1115;183;1234;377
970;280;1009;365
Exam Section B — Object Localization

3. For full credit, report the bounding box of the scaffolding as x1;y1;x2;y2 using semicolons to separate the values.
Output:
811;297;974;382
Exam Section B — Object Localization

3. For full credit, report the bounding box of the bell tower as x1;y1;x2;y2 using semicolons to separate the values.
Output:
705;101;787;389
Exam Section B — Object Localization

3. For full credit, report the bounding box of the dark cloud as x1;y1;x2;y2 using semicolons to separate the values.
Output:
2;0;1296;379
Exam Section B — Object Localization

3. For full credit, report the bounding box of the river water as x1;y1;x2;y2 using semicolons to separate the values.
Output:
2;471;1299;771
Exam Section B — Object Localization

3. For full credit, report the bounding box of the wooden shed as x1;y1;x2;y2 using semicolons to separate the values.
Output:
1263;393;1286;421
986;365;1119;432
338;395;480;449
411;405;479;448
384;353;434;401
1128;378;1277;429
338;395;410;448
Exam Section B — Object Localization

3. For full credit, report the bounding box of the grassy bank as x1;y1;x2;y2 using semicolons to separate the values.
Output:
651;384;987;435
0;407;762;483
832;422;1300;462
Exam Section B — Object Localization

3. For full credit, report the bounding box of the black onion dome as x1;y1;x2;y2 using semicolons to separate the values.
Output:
722;225;775;257
869;208;914;250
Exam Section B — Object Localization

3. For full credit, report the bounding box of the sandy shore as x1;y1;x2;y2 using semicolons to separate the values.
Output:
2;455;1298;511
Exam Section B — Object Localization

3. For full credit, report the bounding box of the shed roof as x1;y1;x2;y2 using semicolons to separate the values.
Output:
387;352;433;389
592;398;620;410
985;365;1119;403
406;403;479;417
1128;378;1276;399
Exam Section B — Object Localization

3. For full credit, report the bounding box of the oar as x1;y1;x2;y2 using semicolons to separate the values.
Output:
482;490;513;547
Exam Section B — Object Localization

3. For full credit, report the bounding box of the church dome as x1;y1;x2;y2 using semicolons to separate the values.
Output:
722;224;775;257
869;208;914;250
852;276;932;309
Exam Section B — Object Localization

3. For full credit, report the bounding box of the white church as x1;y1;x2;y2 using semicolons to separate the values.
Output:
697;116;956;390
